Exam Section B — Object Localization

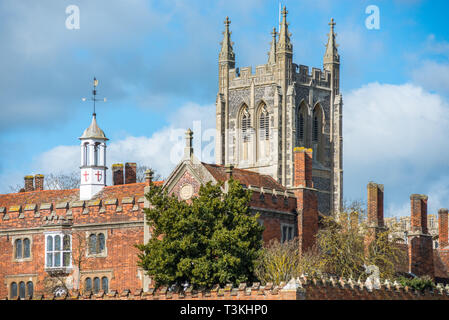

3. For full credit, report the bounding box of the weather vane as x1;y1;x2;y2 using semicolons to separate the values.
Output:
82;76;107;116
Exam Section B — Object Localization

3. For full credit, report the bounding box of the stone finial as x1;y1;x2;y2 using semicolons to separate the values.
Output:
183;128;194;160
145;169;154;186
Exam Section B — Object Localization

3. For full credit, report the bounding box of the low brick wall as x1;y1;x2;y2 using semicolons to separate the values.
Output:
5;276;449;300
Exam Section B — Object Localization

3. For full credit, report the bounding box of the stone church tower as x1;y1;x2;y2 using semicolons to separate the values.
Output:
215;7;343;214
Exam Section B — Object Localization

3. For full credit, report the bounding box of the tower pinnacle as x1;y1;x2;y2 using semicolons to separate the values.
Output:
219;16;235;65
277;6;292;53
324;18;340;66
268;27;277;64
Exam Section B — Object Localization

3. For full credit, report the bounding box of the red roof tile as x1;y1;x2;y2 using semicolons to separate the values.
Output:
202;163;286;191
0;181;164;209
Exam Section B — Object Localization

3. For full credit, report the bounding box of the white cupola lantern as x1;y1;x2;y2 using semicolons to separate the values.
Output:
79;113;108;200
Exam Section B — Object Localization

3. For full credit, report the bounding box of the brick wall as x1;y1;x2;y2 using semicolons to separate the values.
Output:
5;276;449;300
0;187;147;298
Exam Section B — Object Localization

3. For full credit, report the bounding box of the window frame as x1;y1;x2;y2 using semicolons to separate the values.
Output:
281;223;295;243
81;270;113;294
86;230;108;258
44;232;72;270
12;236;33;262
6;274;37;299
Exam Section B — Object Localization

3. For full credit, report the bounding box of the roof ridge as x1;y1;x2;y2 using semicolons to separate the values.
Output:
0;188;80;197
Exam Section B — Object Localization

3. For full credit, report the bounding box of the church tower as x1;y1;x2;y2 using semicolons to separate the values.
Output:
214;7;343;215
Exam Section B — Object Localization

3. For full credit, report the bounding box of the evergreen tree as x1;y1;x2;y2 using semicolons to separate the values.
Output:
137;178;264;288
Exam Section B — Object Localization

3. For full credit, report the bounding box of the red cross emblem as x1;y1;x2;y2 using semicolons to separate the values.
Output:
95;171;102;182
83;171;89;182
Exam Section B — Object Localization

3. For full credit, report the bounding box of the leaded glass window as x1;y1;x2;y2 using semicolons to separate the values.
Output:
85;277;92;292
15;239;22;259
10;282;17;298
93;277;100;293
27;281;33;298
23;238;30;258
259;106;269;140
45;233;71;268
19;281;25;299
101;277;109;293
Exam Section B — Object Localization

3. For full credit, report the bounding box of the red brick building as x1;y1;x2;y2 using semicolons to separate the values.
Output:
0;114;320;299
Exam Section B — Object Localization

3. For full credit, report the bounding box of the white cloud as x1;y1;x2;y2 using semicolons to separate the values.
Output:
21;102;216;185
411;60;449;96
344;82;449;216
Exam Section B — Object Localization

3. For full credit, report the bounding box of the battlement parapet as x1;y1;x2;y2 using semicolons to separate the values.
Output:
295;64;331;88
228;64;276;88
0;196;145;230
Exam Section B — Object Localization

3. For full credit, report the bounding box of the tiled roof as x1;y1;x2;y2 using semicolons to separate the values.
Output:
0;181;164;208
202;163;286;191
0;189;80;209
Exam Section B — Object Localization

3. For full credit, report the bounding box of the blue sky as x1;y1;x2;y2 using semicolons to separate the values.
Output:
1;0;449;218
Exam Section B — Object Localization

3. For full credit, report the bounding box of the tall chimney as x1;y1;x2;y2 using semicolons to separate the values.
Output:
34;174;44;191
408;194;434;277
367;182;384;228
112;164;124;186
292;147;318;254
24;176;34;192
410;194;428;234
365;182;386;253
439;208;449;249
125;162;137;184
293;147;313;188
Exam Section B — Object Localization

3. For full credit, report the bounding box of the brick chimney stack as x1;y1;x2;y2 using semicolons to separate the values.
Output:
292;147;318;255
365;182;386;253
367;182;384;228
293;147;313;188
408;194;434;277
410;194;428;234
34;174;44;191
24;176;34;192
125;163;137;184
112;164;124;186
439;208;449;249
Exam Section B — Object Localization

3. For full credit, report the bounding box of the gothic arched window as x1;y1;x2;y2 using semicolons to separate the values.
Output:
296;102;307;147
258;104;270;160
241;107;251;143
240;105;251;161
313;115;319;142
259;105;269;140
312;104;324;161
